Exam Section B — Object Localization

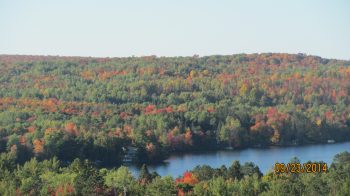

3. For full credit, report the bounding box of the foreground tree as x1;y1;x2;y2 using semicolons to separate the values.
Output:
104;166;140;196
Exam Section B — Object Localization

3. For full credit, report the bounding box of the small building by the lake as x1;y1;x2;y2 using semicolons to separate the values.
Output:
327;139;335;143
123;146;138;163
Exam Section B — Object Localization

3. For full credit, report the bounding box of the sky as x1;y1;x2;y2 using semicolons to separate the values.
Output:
0;0;349;59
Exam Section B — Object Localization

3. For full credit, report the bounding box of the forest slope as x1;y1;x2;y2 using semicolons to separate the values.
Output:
0;53;350;164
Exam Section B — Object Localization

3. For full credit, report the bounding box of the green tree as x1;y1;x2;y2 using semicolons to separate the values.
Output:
138;164;151;184
104;166;137;196
146;176;177;196
69;159;104;196
228;160;242;180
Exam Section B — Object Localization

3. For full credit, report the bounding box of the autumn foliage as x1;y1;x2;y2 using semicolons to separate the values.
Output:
176;171;199;195
65;122;79;136
33;139;45;154
0;54;350;165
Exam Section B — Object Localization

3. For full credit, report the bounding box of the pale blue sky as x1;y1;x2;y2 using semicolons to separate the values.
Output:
0;0;349;59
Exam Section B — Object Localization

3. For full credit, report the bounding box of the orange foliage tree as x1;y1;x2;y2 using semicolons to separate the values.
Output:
33;139;45;154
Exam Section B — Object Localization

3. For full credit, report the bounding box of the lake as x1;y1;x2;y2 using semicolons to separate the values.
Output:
127;141;350;178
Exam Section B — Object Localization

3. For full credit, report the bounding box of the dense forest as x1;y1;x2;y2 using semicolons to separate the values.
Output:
0;150;349;195
1;53;350;165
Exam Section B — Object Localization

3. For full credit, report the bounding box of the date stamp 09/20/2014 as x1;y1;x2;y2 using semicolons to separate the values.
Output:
274;163;328;174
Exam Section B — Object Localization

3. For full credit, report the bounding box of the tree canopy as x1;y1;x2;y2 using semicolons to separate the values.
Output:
0;53;350;165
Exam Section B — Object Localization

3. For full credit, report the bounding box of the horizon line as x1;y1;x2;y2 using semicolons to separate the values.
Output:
0;52;348;61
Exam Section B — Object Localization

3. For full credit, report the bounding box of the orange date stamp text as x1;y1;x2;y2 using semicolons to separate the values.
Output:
274;163;328;174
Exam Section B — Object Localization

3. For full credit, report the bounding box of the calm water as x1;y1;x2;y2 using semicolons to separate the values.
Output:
127;141;350;178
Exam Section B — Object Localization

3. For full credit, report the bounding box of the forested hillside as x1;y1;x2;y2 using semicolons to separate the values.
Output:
1;53;350;165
